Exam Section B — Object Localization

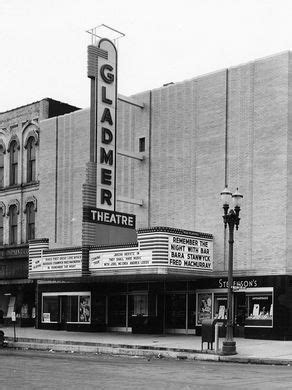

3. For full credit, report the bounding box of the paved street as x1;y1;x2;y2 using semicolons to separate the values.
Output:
1;350;292;390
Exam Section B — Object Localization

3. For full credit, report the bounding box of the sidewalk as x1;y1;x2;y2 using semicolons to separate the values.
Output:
2;326;292;365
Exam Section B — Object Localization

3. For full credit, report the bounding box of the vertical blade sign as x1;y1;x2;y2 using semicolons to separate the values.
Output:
97;39;117;210
88;39;117;211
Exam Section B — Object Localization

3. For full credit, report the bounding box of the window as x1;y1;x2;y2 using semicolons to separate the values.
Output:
27;137;36;182
10;141;18;185
0;146;4;188
67;296;78;322
78;296;91;322
139;137;145;152
246;293;273;327
26;202;35;241
42;296;59;323
0;211;3;245
214;294;227;320
9;205;17;245
133;294;148;316
42;293;91;324
67;295;91;323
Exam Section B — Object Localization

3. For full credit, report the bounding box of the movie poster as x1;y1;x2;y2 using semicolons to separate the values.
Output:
79;296;91;323
197;293;212;324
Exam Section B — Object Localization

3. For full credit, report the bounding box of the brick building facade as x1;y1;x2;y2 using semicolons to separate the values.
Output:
3;43;292;339
38;51;292;276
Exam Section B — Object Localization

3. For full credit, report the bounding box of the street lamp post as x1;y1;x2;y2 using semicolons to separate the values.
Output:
220;187;243;355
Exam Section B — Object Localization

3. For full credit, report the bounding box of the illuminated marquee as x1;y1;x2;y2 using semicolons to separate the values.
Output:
168;235;213;270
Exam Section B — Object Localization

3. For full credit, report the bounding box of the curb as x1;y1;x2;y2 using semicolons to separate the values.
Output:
218;356;292;366
4;337;292;366
5;337;219;361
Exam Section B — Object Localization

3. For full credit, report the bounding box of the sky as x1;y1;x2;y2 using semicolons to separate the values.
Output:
1;0;292;112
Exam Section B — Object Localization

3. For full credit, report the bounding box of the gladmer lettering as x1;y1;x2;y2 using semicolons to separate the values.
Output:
99;62;115;207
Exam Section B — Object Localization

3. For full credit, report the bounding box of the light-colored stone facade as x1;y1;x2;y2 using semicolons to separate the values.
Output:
0;99;79;249
0;101;42;245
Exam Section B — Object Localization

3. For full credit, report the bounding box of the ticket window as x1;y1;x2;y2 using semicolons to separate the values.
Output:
133;295;148;316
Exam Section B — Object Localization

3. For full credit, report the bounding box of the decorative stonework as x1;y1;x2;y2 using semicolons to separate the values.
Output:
7;134;20;152
23;122;39;148
0;201;6;216
0;139;7;153
24;195;37;212
7;199;20;215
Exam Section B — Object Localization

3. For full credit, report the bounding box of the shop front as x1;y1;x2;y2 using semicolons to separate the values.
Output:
37;281;198;334
29;228;214;334
0;244;35;327
194;276;291;340
35;275;292;340
29;232;292;339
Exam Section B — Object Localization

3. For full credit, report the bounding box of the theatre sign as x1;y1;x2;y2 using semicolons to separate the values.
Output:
168;234;213;270
83;207;136;229
89;249;153;270
30;251;82;278
86;37;136;229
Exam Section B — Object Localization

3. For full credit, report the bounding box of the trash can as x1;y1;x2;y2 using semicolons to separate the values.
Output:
0;330;4;348
201;319;216;350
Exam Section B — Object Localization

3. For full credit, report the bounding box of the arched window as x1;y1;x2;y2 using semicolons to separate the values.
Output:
0;211;3;245
26;202;35;241
0;146;4;188
9;205;17;245
10;141;18;185
27;137;36;182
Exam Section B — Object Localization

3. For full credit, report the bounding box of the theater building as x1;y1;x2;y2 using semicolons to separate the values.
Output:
4;39;292;339
0;99;79;326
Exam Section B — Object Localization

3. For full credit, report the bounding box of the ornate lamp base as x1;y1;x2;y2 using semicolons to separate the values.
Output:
222;341;237;355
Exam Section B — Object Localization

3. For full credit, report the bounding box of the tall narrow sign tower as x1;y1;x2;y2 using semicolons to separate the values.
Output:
83;25;137;246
